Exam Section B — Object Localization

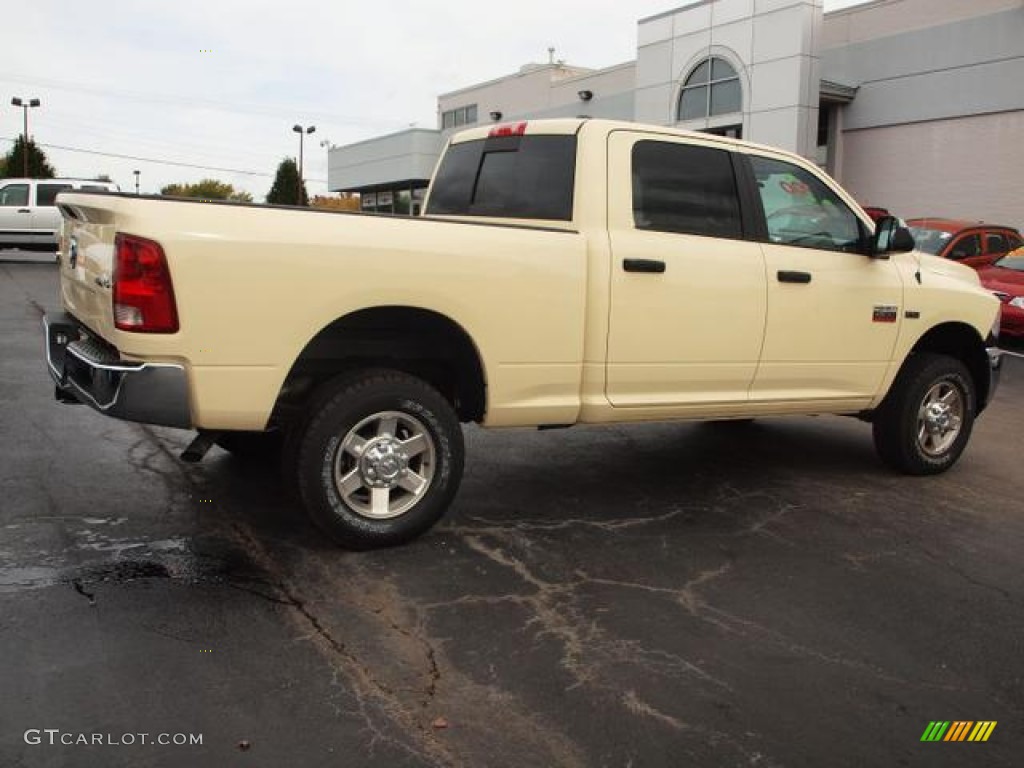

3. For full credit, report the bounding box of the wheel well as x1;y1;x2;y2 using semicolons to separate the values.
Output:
908;322;992;412
273;307;486;425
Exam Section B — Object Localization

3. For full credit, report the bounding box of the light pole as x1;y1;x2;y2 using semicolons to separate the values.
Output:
292;124;315;204
133;170;140;195
11;97;41;177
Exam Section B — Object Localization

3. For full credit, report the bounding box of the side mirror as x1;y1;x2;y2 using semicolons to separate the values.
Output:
871;215;915;257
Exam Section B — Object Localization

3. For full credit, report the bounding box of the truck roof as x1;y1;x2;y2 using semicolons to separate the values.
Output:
448;118;815;168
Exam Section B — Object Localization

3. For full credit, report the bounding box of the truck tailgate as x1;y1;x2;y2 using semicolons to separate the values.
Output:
56;193;120;339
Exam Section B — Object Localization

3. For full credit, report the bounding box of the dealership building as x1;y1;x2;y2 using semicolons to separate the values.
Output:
328;0;1024;227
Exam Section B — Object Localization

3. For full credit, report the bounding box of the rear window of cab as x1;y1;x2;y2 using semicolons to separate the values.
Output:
426;134;576;221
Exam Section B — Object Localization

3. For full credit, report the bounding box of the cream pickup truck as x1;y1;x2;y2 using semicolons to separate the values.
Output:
44;119;1002;549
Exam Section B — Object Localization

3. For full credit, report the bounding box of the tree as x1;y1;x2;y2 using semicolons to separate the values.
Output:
310;193;360;212
1;136;56;179
266;158;308;206
159;179;253;202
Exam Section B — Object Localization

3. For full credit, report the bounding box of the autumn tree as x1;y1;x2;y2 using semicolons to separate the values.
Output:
160;179;253;202
1;137;56;179
310;193;360;212
266;158;307;206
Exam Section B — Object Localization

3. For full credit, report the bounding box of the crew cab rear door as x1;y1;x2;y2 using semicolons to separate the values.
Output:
605;131;767;407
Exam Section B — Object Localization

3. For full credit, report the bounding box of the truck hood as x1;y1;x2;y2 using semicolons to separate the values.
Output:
916;251;982;286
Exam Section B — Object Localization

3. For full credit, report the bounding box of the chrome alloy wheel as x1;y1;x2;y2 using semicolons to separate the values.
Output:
916;381;964;458
332;410;437;520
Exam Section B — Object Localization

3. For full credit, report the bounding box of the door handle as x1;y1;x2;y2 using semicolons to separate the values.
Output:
17;208;30;214
623;258;666;274
777;270;811;284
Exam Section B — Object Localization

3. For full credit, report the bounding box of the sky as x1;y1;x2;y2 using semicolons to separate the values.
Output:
3;0;869;200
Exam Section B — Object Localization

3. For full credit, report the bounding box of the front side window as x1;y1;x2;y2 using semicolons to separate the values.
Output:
37;184;73;207
631;141;742;239
948;234;981;260
750;155;862;253
678;57;742;121
0;184;29;207
426;135;576;221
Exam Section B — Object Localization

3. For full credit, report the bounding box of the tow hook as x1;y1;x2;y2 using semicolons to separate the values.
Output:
181;430;221;463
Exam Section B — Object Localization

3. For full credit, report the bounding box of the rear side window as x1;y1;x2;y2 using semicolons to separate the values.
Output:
0;184;29;207
631;141;743;239
37;183;73;206
985;232;1008;256
426;135;576;221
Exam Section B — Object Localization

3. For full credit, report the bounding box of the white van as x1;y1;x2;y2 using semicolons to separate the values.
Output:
0;178;119;250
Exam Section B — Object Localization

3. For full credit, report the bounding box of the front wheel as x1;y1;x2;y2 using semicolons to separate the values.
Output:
295;370;464;549
872;353;976;475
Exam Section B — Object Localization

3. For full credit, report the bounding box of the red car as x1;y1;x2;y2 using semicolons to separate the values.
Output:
977;249;1024;338
906;218;1022;269
862;206;890;224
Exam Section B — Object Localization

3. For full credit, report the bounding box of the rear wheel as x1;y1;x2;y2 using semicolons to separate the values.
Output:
872;353;975;475
295;370;464;549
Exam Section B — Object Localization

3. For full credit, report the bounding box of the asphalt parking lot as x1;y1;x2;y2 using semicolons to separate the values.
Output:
1;256;1022;767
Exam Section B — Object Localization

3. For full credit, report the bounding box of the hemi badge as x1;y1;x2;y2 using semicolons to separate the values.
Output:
873;305;899;323
905;310;921;319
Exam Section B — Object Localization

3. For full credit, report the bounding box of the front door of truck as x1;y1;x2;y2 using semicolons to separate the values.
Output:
745;152;903;404
605;132;767;408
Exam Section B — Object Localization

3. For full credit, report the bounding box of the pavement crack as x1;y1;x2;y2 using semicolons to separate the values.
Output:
69;577;96;606
459;533;732;692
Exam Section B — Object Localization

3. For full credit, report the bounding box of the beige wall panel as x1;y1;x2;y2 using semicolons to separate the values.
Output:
839;111;1024;229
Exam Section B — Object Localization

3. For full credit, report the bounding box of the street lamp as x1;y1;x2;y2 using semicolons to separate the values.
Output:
292;124;315;204
133;170;141;195
11;97;41;177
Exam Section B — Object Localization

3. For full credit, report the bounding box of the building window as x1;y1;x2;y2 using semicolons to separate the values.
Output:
677;57;741;121
441;104;478;130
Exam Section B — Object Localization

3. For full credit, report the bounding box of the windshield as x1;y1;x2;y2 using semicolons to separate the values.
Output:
907;227;953;255
994;255;1024;272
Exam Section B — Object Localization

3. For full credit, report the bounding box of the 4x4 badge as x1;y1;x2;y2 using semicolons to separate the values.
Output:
873;304;898;323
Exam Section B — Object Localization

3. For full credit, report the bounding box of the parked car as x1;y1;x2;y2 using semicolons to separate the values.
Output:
977;247;1024;338
906;218;1022;269
0;178;119;251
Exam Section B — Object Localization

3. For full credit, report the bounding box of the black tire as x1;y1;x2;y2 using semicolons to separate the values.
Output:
295;369;464;549
872;353;975;475
216;431;283;462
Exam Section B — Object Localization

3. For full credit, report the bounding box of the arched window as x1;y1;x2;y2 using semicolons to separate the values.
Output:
677;57;742;121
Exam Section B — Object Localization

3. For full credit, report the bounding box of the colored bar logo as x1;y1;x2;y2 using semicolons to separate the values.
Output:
921;721;997;742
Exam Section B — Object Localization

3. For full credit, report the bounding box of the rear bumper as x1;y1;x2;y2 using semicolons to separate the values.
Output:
44;311;192;429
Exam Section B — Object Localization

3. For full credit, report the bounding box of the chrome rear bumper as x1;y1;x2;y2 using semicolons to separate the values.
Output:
44;312;191;429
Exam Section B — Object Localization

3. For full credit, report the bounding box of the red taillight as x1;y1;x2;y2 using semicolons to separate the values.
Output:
487;121;528;138
113;233;179;333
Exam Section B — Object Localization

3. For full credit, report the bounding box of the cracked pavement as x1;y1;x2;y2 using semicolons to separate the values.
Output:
1;258;1022;767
